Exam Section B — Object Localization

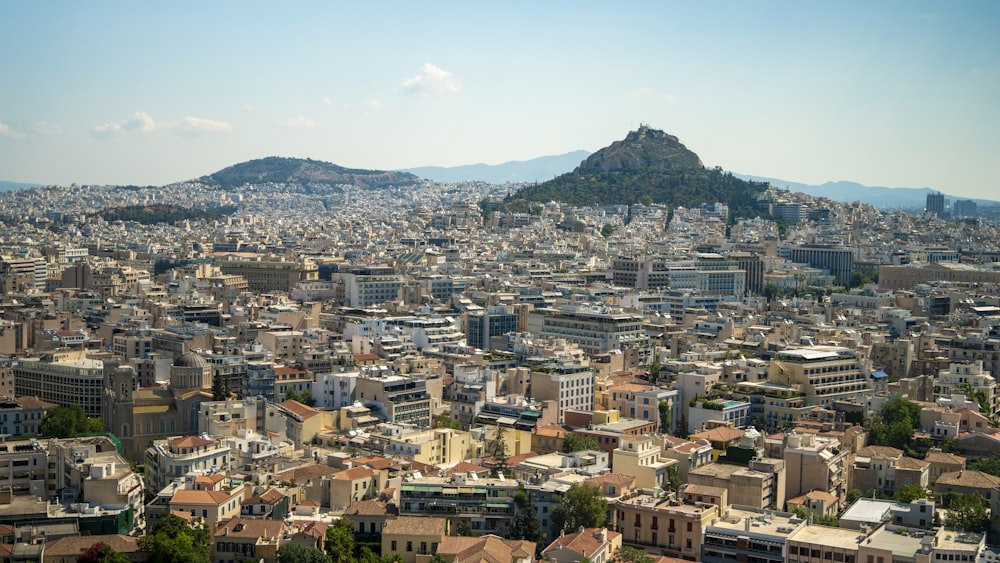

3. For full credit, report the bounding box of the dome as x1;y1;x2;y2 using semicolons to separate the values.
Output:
174;351;209;369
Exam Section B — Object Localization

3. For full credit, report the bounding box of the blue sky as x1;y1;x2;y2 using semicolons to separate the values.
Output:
1;1;998;199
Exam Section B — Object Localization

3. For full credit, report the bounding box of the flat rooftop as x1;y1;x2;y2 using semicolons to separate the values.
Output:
708;506;803;538
790;524;863;550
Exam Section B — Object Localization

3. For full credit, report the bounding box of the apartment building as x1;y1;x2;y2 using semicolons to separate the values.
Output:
612;491;719;561
12;354;105;417
783;433;848;510
769;346;871;407
355;372;433;427
144;435;232;492
538;306;649;356
701;505;806;563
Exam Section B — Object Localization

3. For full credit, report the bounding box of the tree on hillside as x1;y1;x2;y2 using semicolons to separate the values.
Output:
511;483;543;544
283;388;315;407
946;493;989;533
893;484;928;503
617;546;654;563
40;404;103;439
658;400;671;434
433;414;460;430
550;484;607;537
325;518;355;563
80;543;129;563
211;372;230;401
137;513;210;563
277;543;329;563
562;434;600;453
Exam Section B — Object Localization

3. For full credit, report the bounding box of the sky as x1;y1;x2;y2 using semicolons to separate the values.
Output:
1;1;998;199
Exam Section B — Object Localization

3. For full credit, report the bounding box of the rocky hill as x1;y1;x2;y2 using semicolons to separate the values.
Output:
508;126;767;219
198;157;421;189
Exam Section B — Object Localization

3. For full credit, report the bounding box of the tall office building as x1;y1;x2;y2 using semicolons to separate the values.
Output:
466;306;518;351
787;244;854;286
926;192;945;216
954;199;977;218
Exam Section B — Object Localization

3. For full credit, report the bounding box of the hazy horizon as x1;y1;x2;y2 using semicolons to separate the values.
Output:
1;1;998;199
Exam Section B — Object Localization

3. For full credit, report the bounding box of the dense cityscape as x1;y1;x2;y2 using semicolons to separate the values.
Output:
0;124;998;563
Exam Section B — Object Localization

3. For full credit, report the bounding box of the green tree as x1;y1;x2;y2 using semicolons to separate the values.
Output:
946;493;989;533
429;555;448;563
550;484;607;536
762;284;780;301
617;546;654;563
433;414;460;430
357;546;381;563
665;464;682;493
80;543;130;563
893;484;928;504
452;519;474;536
490;425;509;477
967;456;1000;476
137;513;210;563
511;484;543;544
647;361;662;384
284;388;316;407
658;400;671;434
211;372;230;401
277;543;330;563
847;489;864;504
561;434;600;453
326;518;355;563
600;223;615;238
639;194;654;207
40;404;102;438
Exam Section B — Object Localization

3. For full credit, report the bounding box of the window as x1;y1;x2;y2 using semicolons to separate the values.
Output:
406;542;412;552
687;522;692;532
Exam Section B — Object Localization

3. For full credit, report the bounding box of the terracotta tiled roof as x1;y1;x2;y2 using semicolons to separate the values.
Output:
333;466;374;481
787;489;839;505
344;499;394;517
170;488;234;506
448;461;490;475
437;534;536;563
275;463;339;481
382;515;447;536
936;470;1000;490
688;426;744;444
894;456;930;470
585;473;635;487
280;399;319;419
216;518;286;540
856;445;903;459
43;535;140;557
170;435;215;449
924;451;967;466
542;528;619;558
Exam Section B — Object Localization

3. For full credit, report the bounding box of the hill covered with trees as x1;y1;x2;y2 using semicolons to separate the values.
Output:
507;126;768;219
198;156;421;190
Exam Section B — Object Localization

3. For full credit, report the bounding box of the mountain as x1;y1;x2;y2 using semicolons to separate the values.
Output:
198;156;421;189
734;174;999;208
0;181;41;192
508;126;767;218
402;150;591;183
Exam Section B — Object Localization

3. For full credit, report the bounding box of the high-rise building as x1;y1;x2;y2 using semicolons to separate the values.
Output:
927;192;945;216
466;306;518;351
787;244;854;286
954;199;977;217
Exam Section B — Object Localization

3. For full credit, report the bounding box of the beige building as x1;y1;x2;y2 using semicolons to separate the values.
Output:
214;517;287;563
786;524;862;563
387;428;481;466
688;459;786;510
612;435;677;490
381;515;448;563
330;466;377;510
542;527;621;563
612;490;719;561
169;485;244;531
879;261;1000;291
437;535;536;563
783;433;848;510
215;254;319;293
768;346;871;407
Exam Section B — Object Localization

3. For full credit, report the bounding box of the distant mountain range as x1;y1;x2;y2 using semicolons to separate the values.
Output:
402;150;591;184
732;174;998;209
0;181;41;192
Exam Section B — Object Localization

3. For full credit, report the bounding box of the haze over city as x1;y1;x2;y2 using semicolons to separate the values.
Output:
1;1;998;199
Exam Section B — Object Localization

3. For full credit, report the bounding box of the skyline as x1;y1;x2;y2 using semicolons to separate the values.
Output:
1;2;998;199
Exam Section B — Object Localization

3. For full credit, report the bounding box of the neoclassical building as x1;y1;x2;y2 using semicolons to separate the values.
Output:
104;352;214;462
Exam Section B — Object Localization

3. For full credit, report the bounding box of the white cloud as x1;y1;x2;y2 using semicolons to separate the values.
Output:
0;121;26;141
243;103;255;112
364;98;383;111
322;96;333;106
631;87;652;98
275;115;316;128
31;121;63;136
663;94;677;103
402;63;461;97
92;112;231;138
177;116;232;136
